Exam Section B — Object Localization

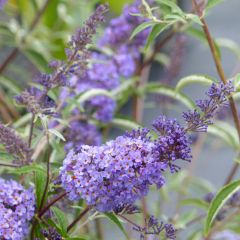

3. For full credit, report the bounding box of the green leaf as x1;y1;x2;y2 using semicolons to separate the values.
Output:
49;129;66;142
204;180;240;235
111;118;141;131
35;170;47;209
234;73;240;91
0;152;14;161
175;210;197;229
187;230;202;240
176;75;216;91
51;206;68;235
13;113;32;128
155;0;184;15
185;14;203;25
0;77;21;94
145;83;195;109
206;0;225;11
24;49;50;72
208;122;239;149
145;23;172;50
104;213;128;239
180;198;209;209
130;21;155;40
77;89;113;105
112;77;138;98
216;38;240;59
186;27;221;59
9;164;45;175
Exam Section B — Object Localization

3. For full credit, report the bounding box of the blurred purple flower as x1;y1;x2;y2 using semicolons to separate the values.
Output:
0;123;32;164
0;0;7;10
64;121;101;152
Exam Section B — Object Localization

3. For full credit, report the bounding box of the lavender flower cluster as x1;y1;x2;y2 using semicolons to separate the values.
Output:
0;123;32;164
0;178;35;240
183;81;234;132
60;116;191;212
76;0;150;121
64;0;151;150
60;81;233;213
60;130;166;212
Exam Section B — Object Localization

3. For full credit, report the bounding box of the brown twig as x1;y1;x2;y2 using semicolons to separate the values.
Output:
38;191;68;218
67;206;91;232
192;0;240;185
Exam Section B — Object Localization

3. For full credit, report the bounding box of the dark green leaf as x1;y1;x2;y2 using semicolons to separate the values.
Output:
155;0;184;15
24;49;50;72
145;23;172;50
104;213;128;239
130;21;155;40
35;170;47;209
204;180;240;235
0;151;14;161
9;164;45;175
51;206;68;235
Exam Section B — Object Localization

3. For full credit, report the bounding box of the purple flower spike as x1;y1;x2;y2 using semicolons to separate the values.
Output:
183;81;234;132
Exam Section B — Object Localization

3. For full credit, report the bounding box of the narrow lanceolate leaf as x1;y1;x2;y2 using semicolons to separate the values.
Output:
51;206;68;235
180;198;209;210
186;27;222;59
206;0;225;11
130;21;155;40
208;122;239;149
104;213;128;239
77;89;114;105
111;118;141;131
176;75;216;91
9;164;46;175
145;83;195;109
205;180;240;235
155;0;184;16
145;23;172;50
234;73;240;91
35;170;47;209
216;38;240;59
49;129;66;142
